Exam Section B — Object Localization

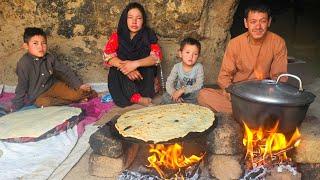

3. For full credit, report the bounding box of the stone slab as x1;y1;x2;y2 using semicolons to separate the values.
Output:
208;154;243;180
207;113;245;155
88;152;124;178
89;119;123;158
293;116;320;163
298;163;320;179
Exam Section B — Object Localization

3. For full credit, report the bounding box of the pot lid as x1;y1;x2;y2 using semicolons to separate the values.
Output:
227;79;316;106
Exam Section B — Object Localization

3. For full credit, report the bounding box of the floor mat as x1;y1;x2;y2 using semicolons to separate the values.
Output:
0;91;114;179
0;124;98;180
0;92;114;137
0;106;82;141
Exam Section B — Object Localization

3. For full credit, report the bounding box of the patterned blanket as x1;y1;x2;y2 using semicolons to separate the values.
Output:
0;92;114;143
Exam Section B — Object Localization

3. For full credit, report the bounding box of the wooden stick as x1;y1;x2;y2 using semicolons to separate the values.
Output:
251;145;296;165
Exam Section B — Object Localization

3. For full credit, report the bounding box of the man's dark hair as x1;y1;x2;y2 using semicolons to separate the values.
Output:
244;3;271;19
23;27;47;43
180;37;201;53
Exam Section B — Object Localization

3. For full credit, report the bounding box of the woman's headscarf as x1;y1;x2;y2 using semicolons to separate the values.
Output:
117;2;158;61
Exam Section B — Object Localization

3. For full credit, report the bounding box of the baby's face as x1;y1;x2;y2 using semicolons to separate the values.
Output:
25;35;47;58
180;44;199;67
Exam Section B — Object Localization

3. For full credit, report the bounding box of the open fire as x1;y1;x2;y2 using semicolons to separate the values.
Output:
243;120;301;169
147;143;205;179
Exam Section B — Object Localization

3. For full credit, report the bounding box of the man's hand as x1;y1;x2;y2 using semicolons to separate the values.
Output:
79;84;92;91
119;61;139;75
127;70;143;81
171;88;185;103
222;90;231;101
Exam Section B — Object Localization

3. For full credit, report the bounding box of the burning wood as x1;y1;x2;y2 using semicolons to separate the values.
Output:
147;143;205;179
242;121;301;169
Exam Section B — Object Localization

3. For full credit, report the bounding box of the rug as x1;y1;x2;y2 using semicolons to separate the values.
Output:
0;91;114;179
0;124;98;180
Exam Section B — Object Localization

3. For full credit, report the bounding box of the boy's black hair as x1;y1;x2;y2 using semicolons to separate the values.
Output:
23;27;47;43
180;37;201;53
244;3;271;19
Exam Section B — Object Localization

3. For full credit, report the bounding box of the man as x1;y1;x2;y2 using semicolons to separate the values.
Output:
198;3;287;113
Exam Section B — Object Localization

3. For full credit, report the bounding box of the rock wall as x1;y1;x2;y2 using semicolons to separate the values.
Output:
0;0;238;85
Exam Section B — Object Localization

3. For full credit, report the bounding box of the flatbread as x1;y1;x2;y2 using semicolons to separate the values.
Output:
0;106;82;139
115;103;215;143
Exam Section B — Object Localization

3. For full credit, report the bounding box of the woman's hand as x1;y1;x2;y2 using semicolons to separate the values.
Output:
127;70;143;81
119;61;139;75
171;88;185;103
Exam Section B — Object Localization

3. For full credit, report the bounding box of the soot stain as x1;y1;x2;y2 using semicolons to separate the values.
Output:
124;126;132;131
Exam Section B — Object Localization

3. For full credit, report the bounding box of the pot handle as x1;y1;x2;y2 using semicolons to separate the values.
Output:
276;73;303;91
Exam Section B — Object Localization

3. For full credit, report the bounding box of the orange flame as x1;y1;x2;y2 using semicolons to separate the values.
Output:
147;143;204;178
243;121;301;166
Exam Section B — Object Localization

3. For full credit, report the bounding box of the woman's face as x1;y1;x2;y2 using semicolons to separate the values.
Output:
127;8;143;36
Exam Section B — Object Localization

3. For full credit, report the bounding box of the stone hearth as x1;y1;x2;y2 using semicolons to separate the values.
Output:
88;112;320;179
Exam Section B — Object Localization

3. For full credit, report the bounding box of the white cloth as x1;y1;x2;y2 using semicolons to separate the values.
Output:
0;125;98;180
0;106;82;139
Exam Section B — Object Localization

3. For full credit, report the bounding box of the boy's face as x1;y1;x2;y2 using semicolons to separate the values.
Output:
23;35;47;58
179;44;199;67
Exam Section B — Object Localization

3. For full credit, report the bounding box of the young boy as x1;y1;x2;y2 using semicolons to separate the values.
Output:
161;37;204;104
11;27;97;111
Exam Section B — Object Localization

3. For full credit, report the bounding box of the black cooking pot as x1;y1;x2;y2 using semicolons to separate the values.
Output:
226;74;316;134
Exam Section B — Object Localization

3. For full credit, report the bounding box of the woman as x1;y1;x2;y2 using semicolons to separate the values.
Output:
103;2;162;107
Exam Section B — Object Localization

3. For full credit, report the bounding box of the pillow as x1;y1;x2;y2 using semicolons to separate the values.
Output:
0;106;82;142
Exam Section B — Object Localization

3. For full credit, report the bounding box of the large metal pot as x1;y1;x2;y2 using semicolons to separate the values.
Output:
226;74;316;134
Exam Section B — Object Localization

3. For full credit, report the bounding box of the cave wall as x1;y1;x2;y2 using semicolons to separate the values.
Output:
0;0;238;85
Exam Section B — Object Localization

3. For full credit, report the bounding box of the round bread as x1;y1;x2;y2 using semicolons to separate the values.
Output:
115;103;215;143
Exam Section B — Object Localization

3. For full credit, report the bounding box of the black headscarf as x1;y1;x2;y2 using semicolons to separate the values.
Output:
117;2;158;61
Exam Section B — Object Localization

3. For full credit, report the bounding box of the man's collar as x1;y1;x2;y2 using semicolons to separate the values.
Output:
246;31;269;46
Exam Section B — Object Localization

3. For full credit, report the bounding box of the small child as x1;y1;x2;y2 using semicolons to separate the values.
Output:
11;27;97;111
161;37;204;104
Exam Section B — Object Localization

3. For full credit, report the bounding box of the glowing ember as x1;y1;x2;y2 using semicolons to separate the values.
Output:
243;121;301;168
147;143;204;179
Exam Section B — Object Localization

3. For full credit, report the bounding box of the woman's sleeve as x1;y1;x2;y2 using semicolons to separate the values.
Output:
150;43;162;63
103;32;118;67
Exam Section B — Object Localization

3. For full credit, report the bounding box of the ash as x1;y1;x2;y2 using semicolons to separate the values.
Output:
118;165;201;180
118;170;160;180
277;164;298;175
241;164;298;180
241;165;267;180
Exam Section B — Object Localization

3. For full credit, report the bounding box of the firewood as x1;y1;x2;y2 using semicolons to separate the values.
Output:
123;144;140;169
